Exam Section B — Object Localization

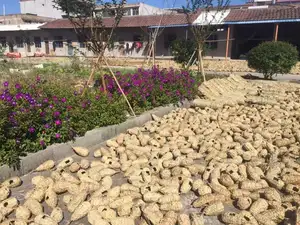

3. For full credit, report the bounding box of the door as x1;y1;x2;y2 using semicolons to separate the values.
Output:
67;40;74;56
44;38;50;54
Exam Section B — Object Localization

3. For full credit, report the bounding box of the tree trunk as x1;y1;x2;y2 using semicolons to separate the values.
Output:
198;44;206;82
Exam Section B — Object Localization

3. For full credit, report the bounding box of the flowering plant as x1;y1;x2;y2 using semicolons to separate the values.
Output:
103;66;198;111
0;67;198;167
0;77;126;166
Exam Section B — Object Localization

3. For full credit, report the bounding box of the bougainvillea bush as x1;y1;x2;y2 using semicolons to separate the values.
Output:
103;66;197;112
0;67;198;167
0;77;126;167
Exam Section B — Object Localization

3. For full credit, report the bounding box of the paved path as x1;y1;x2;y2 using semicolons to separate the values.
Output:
206;71;300;82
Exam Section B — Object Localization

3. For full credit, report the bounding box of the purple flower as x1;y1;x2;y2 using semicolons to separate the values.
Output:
55;133;61;139
74;91;78;96
43;98;49;103
61;97;66;103
40;140;45;146
40;111;45;117
49;104;53;109
44;124;50;129
28;127;35;133
3;81;8;87
55;120;62;126
53;111;60;117
15;83;21;89
36;76;41;82
95;95;100;100
53;96;58;101
6;95;12;101
15;93;22;100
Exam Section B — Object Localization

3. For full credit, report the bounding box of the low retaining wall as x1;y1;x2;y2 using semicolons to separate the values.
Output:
0;101;191;182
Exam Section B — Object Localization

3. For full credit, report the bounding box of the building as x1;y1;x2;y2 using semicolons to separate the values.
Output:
0;14;54;25
20;0;64;19
19;1;169;19
2;3;300;59
96;3;167;17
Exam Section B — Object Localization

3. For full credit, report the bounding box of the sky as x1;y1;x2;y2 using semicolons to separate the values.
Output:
1;0;245;15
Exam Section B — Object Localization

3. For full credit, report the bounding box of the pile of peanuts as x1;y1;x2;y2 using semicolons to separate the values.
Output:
0;77;300;225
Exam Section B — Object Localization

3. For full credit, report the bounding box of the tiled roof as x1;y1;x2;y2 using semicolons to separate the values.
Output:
40;5;300;29
225;5;300;22
40;13;196;29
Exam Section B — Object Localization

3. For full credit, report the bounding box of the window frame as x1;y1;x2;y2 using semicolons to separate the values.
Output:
54;36;64;48
164;33;177;49
16;36;24;48
132;7;139;16
34;36;42;48
206;34;218;50
0;36;6;48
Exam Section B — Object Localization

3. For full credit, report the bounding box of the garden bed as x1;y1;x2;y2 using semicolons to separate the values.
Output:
0;66;198;167
0;100;191;181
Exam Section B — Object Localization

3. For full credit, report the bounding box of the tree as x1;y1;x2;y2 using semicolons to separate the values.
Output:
184;0;230;81
53;0;136;116
248;41;298;80
171;39;196;69
53;0;126;89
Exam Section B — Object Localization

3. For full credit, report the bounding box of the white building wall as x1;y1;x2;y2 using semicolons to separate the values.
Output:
139;3;166;15
205;30;228;59
20;0;64;18
0;27;233;58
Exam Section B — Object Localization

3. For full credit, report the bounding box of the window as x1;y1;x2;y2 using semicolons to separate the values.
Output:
206;34;218;50
133;34;142;42
0;37;6;47
34;37;42;48
78;36;86;48
79;42;86;48
132;8;139;16
16;36;24;48
102;9;115;17
123;8;131;16
54;36;63;48
164;33;177;49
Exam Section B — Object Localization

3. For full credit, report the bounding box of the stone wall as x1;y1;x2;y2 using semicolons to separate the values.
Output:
13;57;300;75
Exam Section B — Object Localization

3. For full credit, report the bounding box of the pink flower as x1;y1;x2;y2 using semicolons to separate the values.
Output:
28;127;35;133
55;120;62;126
55;133;61;139
40;140;45;146
53;111;60;117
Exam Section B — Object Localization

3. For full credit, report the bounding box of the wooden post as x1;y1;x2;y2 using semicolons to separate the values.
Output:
274;23;279;41
185;28;188;40
152;38;156;66
225;25;231;60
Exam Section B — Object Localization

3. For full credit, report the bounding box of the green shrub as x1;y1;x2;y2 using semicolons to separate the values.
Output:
247;41;298;79
171;39;196;68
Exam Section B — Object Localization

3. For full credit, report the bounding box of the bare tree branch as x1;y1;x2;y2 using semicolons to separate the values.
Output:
184;0;230;81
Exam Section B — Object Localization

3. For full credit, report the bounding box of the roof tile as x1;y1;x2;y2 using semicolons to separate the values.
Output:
40;13;194;29
225;6;300;22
